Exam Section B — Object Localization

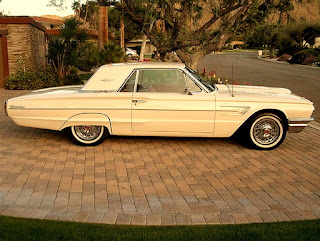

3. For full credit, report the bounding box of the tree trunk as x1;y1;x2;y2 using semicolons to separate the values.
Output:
176;49;205;70
139;34;147;62
84;0;89;23
120;15;125;49
175;33;233;70
159;52;166;62
98;6;108;50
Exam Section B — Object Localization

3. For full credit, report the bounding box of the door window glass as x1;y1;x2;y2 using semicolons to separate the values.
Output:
137;69;186;93
120;71;137;92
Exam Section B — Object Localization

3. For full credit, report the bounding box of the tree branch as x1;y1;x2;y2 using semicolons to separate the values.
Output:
195;2;246;35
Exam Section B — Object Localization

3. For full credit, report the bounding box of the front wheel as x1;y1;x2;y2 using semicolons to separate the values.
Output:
247;113;287;150
70;125;107;146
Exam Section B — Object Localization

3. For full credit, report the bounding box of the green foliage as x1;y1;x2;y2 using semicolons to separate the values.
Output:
247;21;320;57
79;73;94;81
99;42;124;64
64;67;84;86
71;1;142;42
48;17;88;82
108;7;142;43
47;0;65;8
285;21;320;48
247;24;281;56
48;0;298;67
77;42;100;71
77;42;124;71
72;1;99;29
288;49;320;65
5;69;60;90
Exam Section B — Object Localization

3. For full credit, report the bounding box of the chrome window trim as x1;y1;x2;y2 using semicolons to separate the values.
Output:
117;70;137;92
182;69;209;93
129;68;208;94
184;67;215;93
133;69;140;93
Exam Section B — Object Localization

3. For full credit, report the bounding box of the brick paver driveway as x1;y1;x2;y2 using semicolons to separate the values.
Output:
0;89;319;225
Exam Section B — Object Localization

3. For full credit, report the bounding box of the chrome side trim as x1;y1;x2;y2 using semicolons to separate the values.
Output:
288;118;314;123
288;118;314;133
6;107;213;112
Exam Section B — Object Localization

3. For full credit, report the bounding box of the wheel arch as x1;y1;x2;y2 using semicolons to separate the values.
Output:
235;108;288;135
59;113;112;134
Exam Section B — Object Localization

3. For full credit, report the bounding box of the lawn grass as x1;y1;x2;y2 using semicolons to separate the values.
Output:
0;216;319;241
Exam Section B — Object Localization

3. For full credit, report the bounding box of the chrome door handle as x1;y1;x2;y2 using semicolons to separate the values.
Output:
132;99;147;104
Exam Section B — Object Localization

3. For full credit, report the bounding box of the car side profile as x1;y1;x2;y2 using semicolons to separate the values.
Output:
4;62;314;150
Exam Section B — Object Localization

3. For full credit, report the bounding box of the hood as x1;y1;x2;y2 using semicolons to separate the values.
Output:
216;84;292;95
215;84;312;104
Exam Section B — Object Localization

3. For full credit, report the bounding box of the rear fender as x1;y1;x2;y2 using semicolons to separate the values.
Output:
59;113;112;134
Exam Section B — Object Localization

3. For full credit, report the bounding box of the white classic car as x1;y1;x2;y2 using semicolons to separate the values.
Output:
4;62;314;150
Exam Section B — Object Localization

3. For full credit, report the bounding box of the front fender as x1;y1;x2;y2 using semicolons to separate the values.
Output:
59;113;112;134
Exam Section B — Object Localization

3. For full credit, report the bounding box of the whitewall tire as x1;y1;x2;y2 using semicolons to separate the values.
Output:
70;125;107;146
247;113;287;150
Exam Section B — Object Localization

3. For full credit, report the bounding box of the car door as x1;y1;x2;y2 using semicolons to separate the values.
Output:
131;69;215;135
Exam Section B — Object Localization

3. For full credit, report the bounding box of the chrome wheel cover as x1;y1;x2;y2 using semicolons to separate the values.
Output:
74;125;102;141
252;118;280;145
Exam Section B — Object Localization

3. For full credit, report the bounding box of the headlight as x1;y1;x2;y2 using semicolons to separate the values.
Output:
4;100;8;116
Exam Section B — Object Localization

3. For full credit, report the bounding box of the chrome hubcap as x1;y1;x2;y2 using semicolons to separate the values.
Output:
74;126;101;141
253;118;280;145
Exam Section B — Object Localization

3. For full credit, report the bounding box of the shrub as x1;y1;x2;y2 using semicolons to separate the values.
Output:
76;42;125;71
63;67;83;86
99;43;124;64
77;42;100;72
64;74;83;85
288;49;320;65
48;17;87;80
313;58;320;67
5;68;60;90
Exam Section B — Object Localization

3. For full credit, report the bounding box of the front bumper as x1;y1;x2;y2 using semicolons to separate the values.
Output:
288;118;314;133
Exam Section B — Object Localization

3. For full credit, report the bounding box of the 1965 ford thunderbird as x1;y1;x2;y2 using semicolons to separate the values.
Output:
4;62;314;150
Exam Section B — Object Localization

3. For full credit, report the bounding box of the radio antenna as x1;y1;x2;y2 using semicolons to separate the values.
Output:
231;62;234;97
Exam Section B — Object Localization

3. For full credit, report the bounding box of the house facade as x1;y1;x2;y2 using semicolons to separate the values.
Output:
127;39;156;55
32;16;63;30
0;17;46;88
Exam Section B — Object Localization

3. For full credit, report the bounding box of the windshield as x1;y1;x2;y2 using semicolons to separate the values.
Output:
185;67;215;92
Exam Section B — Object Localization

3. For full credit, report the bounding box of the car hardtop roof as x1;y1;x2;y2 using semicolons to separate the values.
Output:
99;62;186;70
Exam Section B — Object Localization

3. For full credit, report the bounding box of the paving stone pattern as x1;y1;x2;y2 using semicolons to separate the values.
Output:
0;89;319;225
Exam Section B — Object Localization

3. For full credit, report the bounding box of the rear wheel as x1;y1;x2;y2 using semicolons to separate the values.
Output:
70;125;106;146
246;113;287;150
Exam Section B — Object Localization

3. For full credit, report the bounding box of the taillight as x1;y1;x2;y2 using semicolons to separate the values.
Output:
4;100;8;116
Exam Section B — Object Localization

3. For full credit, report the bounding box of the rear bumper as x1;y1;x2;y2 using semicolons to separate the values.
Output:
288;118;314;133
